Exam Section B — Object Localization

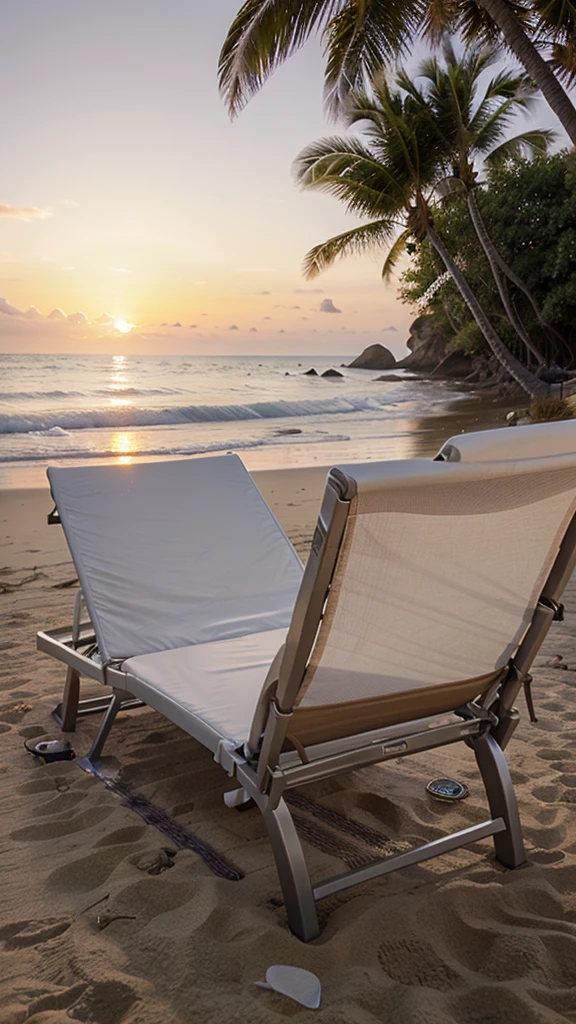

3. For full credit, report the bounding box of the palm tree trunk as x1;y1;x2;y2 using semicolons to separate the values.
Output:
426;225;547;397
467;191;568;363
466;192;546;366
475;0;576;145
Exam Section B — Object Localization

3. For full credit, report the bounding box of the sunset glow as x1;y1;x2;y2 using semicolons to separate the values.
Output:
0;6;423;357
114;319;135;335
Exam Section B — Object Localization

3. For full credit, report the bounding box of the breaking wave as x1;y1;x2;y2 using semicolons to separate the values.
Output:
0;393;401;435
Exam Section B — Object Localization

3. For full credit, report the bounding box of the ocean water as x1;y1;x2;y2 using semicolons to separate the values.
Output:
0;352;472;486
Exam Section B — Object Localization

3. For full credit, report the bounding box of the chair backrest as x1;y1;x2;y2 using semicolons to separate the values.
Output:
436;419;576;462
280;453;576;747
48;455;303;663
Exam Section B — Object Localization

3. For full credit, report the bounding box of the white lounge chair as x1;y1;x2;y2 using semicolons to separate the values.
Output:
436;418;576;462
38;436;576;940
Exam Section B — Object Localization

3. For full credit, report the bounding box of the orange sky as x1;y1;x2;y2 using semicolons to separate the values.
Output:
0;1;567;356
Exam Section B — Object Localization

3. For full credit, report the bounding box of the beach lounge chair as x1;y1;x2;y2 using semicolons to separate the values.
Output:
38;439;576;941
436;418;576;462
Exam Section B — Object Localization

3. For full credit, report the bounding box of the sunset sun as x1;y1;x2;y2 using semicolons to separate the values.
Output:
114;318;134;334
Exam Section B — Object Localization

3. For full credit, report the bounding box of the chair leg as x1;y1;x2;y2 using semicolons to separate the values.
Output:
261;796;320;942
472;731;527;869
60;666;80;732
86;689;123;763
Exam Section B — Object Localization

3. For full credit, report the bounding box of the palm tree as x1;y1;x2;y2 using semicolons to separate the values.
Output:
218;0;576;144
294;74;546;395
399;42;555;367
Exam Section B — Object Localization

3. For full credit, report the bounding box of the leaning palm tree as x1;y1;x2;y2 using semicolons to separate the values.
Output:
218;0;576;144
399;42;555;367
294;74;546;395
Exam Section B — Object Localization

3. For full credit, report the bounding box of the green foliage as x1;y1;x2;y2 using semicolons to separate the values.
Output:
529;395;574;422
447;320;486;356
401;152;576;360
479;154;576;334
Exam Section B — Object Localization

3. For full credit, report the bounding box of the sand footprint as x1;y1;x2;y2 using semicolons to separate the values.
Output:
94;825;147;847
378;938;462;992
531;784;563;803
11;805;113;842
531;849;565;864
0;916;72;949
66;980;140;1024
47;846;135;893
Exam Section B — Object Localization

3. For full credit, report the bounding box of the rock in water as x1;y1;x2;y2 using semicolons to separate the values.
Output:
304;367;318;376
321;368;343;378
348;344;397;370
396;314;450;372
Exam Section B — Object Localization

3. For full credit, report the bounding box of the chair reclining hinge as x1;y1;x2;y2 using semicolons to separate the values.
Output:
539;597;564;622
455;701;498;727
47;506;61;525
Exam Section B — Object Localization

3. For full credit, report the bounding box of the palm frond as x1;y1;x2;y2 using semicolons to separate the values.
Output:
294;135;411;216
485;128;556;165
322;0;424;118
302;219;400;279
218;0;343;117
550;41;576;85
382;228;412;280
435;175;467;199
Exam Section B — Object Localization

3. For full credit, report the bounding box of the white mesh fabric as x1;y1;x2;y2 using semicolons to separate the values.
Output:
48;455;303;663
298;456;576;710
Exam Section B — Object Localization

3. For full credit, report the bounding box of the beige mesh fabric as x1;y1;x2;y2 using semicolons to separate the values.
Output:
292;455;576;740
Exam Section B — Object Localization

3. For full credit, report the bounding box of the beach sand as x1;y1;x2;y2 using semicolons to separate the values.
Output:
2;443;576;1022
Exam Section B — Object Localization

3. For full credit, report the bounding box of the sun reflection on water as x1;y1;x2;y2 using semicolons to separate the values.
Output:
111;431;137;464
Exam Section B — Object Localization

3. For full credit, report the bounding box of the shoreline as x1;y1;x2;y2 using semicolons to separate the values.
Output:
0;388;513;489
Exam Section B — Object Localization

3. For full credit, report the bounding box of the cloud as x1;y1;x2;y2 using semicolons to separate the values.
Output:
23;306;43;319
48;308;66;320
66;311;89;324
293;288;323;294
96;313;114;324
189;323;198;328
0;203;51;220
0;296;22;315
257;290;270;295
290;305;301;309
320;298;341;314
249;327;258;332
228;324;239;330
109;267;131;274
264;316;271;320
382;325;398;332
172;321;181;327
278;329;286;334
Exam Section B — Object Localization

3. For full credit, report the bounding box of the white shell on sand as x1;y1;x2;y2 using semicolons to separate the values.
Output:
256;966;322;1009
